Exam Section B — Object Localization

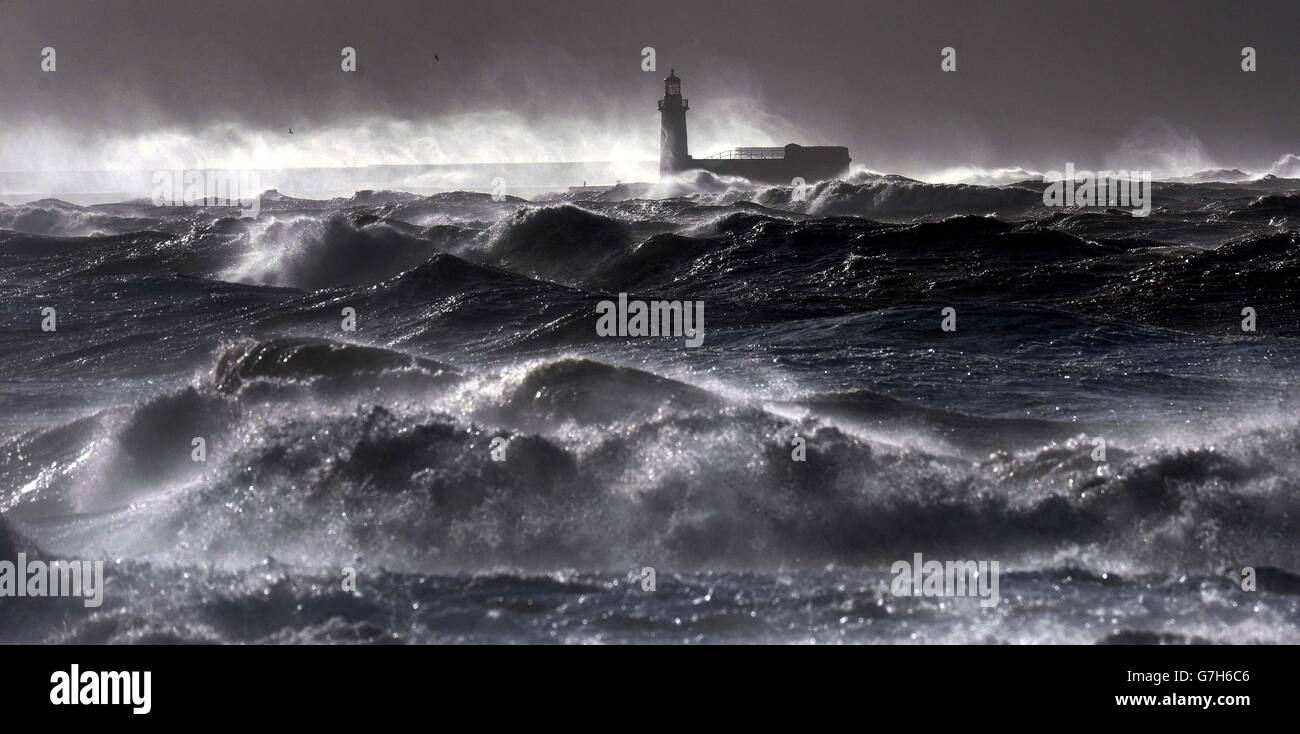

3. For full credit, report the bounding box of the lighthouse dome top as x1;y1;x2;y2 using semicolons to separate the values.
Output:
664;69;682;96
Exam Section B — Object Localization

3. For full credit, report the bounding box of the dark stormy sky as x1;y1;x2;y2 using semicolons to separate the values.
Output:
1;0;1297;181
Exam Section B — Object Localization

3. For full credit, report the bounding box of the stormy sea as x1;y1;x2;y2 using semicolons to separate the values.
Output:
2;170;1299;644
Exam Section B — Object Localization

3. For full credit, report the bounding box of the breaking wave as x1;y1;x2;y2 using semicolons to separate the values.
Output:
225;213;459;289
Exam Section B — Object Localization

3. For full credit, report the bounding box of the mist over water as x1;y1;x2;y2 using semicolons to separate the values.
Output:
6;0;1297;195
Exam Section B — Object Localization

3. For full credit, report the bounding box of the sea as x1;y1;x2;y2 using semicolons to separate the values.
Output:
2;170;1298;643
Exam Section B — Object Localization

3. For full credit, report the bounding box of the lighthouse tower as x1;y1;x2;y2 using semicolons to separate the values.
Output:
657;69;689;176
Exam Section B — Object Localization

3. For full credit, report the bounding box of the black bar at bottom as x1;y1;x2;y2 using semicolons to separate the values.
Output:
0;644;1284;721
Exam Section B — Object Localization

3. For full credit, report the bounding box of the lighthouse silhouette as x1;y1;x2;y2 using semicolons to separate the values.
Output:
655;68;850;184
657;69;689;176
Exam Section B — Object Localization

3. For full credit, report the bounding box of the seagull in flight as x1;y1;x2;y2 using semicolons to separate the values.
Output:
288;128;294;135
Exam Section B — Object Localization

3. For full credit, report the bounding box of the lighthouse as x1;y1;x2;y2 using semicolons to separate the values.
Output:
653;66;850;184
657;69;689;175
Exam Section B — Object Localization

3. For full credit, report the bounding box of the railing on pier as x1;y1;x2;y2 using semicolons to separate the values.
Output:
702;147;785;160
